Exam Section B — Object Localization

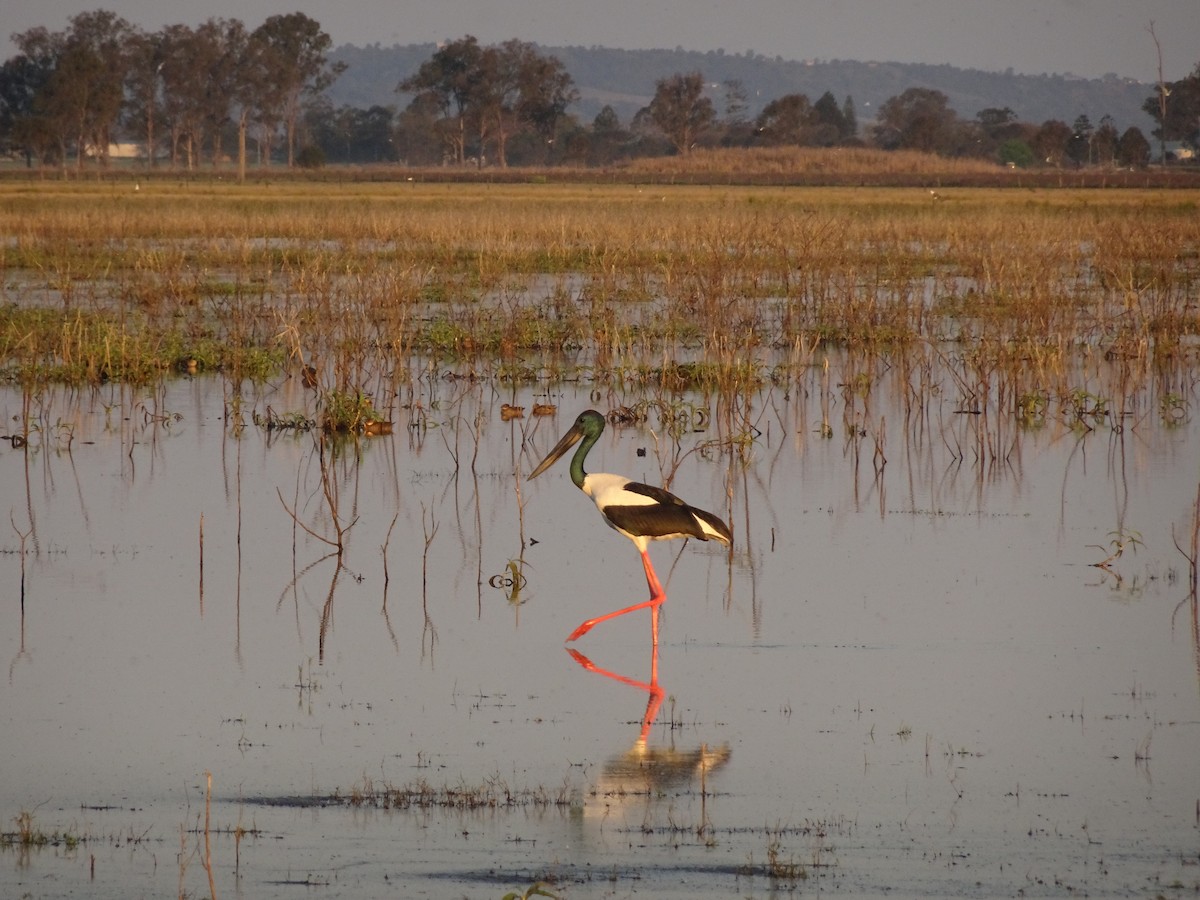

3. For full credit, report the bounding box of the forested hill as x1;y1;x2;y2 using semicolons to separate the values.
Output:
328;43;1156;133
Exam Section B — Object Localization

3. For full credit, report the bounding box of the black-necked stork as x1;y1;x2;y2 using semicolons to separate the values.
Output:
528;409;733;645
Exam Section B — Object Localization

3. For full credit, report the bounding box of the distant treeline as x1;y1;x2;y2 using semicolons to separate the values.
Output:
2;9;1196;171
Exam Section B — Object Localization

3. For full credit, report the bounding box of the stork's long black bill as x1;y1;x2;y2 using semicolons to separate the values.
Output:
528;423;583;479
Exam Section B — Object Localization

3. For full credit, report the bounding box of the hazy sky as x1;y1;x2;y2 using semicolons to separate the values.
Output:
6;0;1199;83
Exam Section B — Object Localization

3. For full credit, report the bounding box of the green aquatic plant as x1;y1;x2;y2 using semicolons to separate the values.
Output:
1;810;82;849
319;388;387;434
1016;390;1048;427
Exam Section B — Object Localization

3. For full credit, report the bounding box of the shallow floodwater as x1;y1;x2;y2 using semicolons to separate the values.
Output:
1;359;1198;898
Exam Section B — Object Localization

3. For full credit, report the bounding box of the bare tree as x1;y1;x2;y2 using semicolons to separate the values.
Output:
1147;21;1168;163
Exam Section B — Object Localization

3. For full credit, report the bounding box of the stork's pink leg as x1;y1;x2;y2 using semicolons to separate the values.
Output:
566;597;659;642
567;550;667;644
641;550;666;600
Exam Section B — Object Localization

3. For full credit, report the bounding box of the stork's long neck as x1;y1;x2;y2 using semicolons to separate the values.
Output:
569;430;597;490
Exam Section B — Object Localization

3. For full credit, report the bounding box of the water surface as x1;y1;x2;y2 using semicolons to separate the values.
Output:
1;357;1197;898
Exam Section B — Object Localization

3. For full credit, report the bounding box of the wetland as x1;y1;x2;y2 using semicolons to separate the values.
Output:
1;179;1198;897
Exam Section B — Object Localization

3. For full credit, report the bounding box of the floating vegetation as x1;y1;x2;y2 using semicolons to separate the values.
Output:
253;407;317;432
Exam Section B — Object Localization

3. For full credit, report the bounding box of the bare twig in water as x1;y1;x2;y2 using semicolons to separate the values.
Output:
381;511;400;608
203;771;217;900
1171;483;1199;597
421;503;440;657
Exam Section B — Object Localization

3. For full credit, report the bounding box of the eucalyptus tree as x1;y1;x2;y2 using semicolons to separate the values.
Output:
397;36;575;167
511;42;577;163
476;39;577;167
252;12;345;166
193;18;264;174
157;23;218;167
124;27;166;165
230;25;270;179
398;35;485;165
59;10;133;165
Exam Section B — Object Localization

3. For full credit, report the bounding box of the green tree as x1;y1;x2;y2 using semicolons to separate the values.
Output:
393;93;445;165
997;138;1034;168
309;102;397;163
840;95;859;141
976;106;1018;158
647;71;715;155
813;90;847;145
1066;114;1093;166
1116;126;1151;167
0;42;58;164
588;104;625;165
397;37;575;167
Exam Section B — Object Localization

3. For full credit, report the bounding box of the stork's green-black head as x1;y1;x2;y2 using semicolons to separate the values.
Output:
528;409;606;482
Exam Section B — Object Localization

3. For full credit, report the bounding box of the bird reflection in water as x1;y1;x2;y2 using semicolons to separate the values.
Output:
567;643;731;816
